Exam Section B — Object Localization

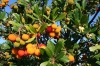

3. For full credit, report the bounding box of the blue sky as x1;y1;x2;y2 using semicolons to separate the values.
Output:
0;0;100;44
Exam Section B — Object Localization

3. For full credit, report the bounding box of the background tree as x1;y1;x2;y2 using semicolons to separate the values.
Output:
0;0;100;66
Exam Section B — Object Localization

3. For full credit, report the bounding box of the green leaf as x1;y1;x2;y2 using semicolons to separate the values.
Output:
26;36;35;43
1;44;10;50
82;0;86;9
40;61;48;66
54;39;65;55
0;11;6;20
59;55;69;63
26;14;36;20
55;13;66;21
96;61;100;65
73;43;79;49
94;53;100;60
89;46;97;52
9;21;21;26
47;40;55;53
29;24;37;33
74;19;80;26
51;7;58;20
43;15;51;22
12;13;20;23
56;51;64;60
80;14;89;25
90;27;97;33
39;23;48;33
45;47;53;58
75;2;81;10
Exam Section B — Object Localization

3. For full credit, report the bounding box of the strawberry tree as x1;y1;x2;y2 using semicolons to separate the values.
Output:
0;0;100;66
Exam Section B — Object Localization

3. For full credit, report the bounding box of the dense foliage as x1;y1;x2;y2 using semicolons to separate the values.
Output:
0;0;100;66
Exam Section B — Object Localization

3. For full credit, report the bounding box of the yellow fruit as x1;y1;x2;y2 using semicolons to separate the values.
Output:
16;37;20;42
35;49;41;56
22;17;25;23
46;7;50;11
26;43;33;49
49;32;56;38
14;42;20;47
47;11;50;15
51;24;57;29
27;48;36;54
22;34;30;41
5;55;10;58
1;2;6;7
66;21;70;24
20;40;26;45
28;9;33;14
68;0;74;5
4;52;9;55
33;24;39;29
33;44;37;48
68;55;75;62
14;5;18;9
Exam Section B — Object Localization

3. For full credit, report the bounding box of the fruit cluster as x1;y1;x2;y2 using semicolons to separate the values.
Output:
46;24;61;38
8;33;46;59
0;0;9;8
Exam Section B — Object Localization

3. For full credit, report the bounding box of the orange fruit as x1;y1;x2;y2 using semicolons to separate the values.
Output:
27;48;36;54
68;55;75;62
26;43;33;49
16;54;22;59
18;50;25;57
55;26;61;33
0;4;2;7
8;34;17;42
33;24;39;29
39;44;46;49
34;49;41;56
11;48;18;55
22;34;30;41
49;32;55;38
51;24;57;29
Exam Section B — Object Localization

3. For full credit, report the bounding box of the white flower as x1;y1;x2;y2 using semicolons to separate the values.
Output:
86;33;92;38
79;26;84;33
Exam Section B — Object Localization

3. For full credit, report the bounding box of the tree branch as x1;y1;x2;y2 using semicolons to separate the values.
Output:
89;7;100;26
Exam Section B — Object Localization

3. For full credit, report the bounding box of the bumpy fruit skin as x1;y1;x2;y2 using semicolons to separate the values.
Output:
26;43;33;49
49;32;56;38
1;2;6;7
33;24;39;29
51;24;57;29
35;49;41;56
13;5;18;9
22;34;30;41
8;34;17;42
37;33;40;38
68;55;75;62
20;39;26;45
55;26;61;33
27;48;36;54
68;0;74;5
11;48;18;55
18;50;25;57
16;37;20;42
24;50;29;56
46;26;52;33
14;42;20;47
39;44;46;49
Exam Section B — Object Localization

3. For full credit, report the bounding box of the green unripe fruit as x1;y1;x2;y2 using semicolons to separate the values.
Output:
20;40;26;45
14;42;20;47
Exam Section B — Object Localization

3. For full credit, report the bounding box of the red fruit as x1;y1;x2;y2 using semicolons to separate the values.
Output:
96;8;98;11
18;50;25;57
39;44;46;49
37;33;40;38
82;55;87;60
46;26;52;33
24;50;29;56
55;36;60;39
